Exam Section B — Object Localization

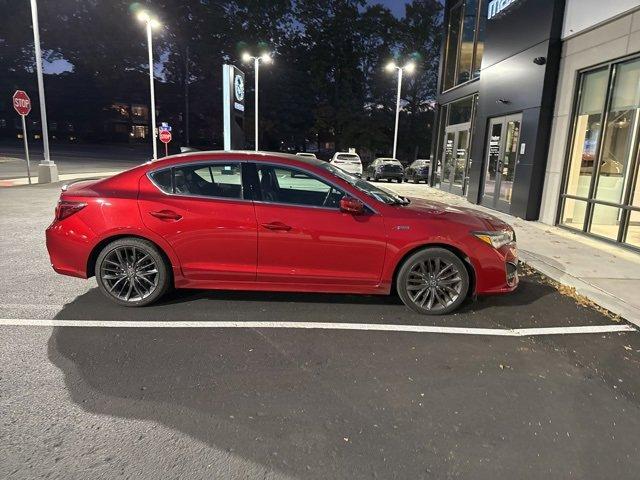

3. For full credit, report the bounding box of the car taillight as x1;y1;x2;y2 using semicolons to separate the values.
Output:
55;200;87;221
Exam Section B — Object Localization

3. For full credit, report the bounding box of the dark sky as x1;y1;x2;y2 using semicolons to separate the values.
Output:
367;0;408;17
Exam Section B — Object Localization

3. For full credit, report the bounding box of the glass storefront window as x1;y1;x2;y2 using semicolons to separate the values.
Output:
560;56;640;250
593;59;640;204
589;204;622;240
564;68;608;198
561;198;588;230
626;210;640;247
457;0;478;85
448;96;474;125
442;0;486;91
443;4;462;91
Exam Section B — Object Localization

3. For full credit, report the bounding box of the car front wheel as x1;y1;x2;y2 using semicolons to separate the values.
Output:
95;237;170;307
396;247;469;315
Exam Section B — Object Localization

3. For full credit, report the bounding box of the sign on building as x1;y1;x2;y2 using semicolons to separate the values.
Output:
222;64;246;150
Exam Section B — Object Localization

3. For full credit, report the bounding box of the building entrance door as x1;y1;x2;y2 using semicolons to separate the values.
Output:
481;113;522;212
439;122;471;196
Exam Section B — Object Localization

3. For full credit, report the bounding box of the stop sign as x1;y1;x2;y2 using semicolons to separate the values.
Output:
159;129;172;144
13;90;31;116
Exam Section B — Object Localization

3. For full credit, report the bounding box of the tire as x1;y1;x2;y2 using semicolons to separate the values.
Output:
95;237;171;307
396;247;469;315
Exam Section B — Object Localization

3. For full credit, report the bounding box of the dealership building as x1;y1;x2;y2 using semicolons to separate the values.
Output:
432;0;640;251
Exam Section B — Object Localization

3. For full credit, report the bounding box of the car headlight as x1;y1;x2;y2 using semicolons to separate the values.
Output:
472;230;514;249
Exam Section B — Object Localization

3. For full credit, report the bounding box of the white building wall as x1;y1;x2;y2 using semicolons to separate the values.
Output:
563;0;640;39
538;7;640;225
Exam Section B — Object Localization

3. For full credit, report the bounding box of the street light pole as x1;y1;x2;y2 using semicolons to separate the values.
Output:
137;10;161;160
393;67;403;160
254;56;259;151
29;0;57;183
386;61;415;160
243;52;271;152
145;21;157;160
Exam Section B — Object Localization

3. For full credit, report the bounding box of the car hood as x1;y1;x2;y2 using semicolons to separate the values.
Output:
399;197;512;231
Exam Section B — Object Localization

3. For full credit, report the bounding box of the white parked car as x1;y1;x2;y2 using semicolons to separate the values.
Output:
330;152;363;177
296;152;317;159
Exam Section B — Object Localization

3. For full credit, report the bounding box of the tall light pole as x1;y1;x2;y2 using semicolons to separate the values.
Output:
137;11;161;160
29;0;57;183
386;61;415;160
242;52;271;151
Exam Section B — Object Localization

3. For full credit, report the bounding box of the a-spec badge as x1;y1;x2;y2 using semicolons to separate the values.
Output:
394;225;410;231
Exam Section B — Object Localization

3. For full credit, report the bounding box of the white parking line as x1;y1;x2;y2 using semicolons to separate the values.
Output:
0;318;635;336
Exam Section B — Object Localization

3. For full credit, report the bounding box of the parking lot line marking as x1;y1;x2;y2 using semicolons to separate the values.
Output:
0;319;635;336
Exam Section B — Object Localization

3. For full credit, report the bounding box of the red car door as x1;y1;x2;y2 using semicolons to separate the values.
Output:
139;162;257;282
253;163;386;286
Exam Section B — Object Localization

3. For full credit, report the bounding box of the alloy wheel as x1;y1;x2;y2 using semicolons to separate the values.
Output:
100;246;159;302
405;257;463;312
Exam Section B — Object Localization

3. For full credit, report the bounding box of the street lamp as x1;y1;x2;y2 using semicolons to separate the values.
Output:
29;0;57;183
137;10;161;160
242;52;272;151
386;61;415;160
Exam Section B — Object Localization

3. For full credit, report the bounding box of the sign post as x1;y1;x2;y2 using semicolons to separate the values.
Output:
159;123;172;157
13;90;32;184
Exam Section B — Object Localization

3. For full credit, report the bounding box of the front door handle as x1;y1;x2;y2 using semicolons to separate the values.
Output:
149;210;182;221
260;221;292;231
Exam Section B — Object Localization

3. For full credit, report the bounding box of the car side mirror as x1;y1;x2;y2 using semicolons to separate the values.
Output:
340;196;365;215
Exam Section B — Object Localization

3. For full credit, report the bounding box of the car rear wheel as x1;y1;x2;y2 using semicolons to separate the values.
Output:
397;247;469;315
95;237;170;307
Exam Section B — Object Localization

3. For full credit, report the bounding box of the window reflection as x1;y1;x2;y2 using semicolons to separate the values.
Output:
594;60;640;204
564;69;608;199
443;0;485;91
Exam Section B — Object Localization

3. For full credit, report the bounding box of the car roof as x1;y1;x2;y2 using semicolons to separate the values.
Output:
146;150;328;170
375;157;399;161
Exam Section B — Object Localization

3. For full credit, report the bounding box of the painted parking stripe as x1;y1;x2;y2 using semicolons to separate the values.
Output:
0;318;635;336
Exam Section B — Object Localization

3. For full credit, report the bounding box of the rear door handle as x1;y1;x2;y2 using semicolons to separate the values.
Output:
260;221;292;231
149;210;182;221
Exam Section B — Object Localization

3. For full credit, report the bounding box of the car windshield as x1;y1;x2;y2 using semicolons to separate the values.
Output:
320;163;409;205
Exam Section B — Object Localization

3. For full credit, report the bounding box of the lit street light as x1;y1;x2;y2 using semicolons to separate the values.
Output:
137;10;161;160
29;0;57;183
386;61;415;160
242;52;272;151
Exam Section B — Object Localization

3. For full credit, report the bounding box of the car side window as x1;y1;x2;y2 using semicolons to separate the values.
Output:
256;164;345;208
149;168;172;193
150;163;243;199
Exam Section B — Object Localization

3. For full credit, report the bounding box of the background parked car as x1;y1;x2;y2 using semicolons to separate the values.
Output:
404;158;431;183
329;152;363;177
364;158;404;182
296;152;317;159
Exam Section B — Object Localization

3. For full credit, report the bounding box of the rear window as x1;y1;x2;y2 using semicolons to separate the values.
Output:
336;154;360;161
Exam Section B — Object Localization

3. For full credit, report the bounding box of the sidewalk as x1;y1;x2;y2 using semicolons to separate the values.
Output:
386;182;640;327
0;170;124;187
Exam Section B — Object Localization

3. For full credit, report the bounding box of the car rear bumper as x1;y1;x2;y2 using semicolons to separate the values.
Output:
46;216;96;279
376;173;403;179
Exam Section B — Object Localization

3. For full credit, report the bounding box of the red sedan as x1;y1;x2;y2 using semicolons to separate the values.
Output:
46;151;518;314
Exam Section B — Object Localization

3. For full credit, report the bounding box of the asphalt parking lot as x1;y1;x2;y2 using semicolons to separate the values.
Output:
2;182;640;479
